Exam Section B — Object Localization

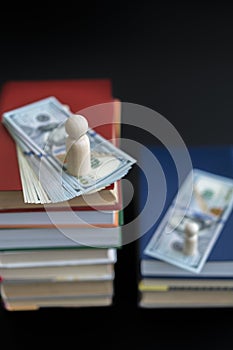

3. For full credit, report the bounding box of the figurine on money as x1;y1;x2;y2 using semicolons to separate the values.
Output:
2;96;136;203
65;113;91;177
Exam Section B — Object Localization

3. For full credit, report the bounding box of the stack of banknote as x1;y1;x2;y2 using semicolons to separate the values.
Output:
2;97;136;204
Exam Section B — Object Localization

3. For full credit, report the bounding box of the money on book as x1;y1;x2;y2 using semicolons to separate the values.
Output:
2;97;136;204
144;169;233;273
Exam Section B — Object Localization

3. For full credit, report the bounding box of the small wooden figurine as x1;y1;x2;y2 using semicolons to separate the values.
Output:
65;114;91;177
183;221;199;256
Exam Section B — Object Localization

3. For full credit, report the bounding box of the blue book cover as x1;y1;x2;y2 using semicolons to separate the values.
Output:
138;145;233;277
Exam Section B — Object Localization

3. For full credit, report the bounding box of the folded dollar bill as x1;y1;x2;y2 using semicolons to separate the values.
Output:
144;169;233;273
2;97;136;203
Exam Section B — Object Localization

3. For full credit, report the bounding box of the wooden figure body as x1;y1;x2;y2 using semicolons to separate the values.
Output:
183;221;199;256
65;114;91;177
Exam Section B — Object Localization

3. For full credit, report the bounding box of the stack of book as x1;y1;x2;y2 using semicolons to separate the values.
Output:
138;145;233;308
0;79;123;311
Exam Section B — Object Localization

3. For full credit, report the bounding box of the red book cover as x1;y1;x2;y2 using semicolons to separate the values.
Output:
0;79;122;212
0;79;114;191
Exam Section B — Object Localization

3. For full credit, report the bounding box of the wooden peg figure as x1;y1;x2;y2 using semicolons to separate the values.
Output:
183;221;199;256
65;114;91;177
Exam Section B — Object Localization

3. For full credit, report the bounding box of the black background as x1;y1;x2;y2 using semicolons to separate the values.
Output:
0;1;233;347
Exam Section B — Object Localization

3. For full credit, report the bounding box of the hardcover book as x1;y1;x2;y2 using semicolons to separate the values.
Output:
0;80;123;229
138;145;233;307
0;79;121;212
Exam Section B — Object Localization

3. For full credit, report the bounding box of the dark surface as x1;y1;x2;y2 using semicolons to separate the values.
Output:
1;1;233;346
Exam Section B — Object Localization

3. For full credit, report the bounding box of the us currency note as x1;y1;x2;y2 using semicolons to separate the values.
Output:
16;145;51;204
144;169;233;273
2;97;136;203
5;125;80;203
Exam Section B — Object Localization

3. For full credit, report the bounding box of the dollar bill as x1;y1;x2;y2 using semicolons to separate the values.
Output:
2;97;136;203
144;169;233;273
16;145;51;204
4;125;81;203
